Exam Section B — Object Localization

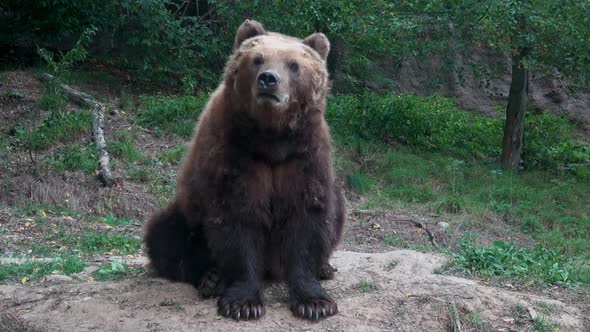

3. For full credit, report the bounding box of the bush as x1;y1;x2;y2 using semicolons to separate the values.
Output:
2;0;402;89
326;93;590;171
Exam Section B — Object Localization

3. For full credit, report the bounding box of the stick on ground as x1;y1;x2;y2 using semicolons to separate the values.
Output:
40;73;116;187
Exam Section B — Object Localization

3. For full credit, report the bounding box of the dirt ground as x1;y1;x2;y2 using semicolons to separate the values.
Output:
0;250;587;332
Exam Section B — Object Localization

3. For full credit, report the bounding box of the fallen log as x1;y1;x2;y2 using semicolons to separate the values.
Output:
39;73;116;187
40;73;96;108
92;103;115;187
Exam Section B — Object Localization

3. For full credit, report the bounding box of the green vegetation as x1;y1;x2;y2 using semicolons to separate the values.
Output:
14;111;92;150
328;93;589;170
100;214;136;227
71;231;142;256
94;260;144;281
37;27;96;117
0;255;86;283
513;304;561;332
445;238;586;286
357;278;378;293
109;130;143;162
125;166;152;183
51;144;97;174
136;94;208;138
326;93;590;286
159;144;187;165
44;228;141;256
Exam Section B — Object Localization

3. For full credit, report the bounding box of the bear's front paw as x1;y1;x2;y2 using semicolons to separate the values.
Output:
290;296;337;321
198;269;223;298
318;263;337;280
217;285;265;321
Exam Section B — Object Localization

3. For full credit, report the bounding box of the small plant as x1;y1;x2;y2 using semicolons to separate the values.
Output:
77;231;142;255
346;170;373;194
37;26;96;117
159;144;187;165
109;130;143;162
357;278;378;293
383;236;408;248
94;260;143;281
101;214;135;227
125;167;152;183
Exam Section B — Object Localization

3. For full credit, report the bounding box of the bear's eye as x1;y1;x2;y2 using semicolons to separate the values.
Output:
253;57;263;66
288;62;299;73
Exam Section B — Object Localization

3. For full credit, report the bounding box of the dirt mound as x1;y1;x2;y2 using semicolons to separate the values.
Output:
0;250;584;332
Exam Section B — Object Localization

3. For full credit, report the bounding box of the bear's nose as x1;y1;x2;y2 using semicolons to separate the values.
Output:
257;71;279;90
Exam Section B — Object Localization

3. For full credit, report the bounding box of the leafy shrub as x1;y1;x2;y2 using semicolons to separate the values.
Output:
136;94;208;138
525;112;590;169
327;93;503;159
327;93;590;171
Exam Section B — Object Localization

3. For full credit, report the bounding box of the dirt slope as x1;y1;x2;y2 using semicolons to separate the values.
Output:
0;250;585;332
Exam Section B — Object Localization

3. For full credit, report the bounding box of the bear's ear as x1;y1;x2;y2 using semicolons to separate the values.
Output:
303;33;330;61
234;19;268;49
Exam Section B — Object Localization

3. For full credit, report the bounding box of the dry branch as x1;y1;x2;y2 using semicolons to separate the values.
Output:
448;303;463;332
40;73;96;108
408;219;439;249
40;73;116;187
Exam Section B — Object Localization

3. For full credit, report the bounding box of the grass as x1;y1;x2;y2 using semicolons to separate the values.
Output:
135;94;208;138
93;260;144;281
38;91;67;113
159;144;187;165
383;236;410;248
44;228;142;256
14;110;92;150
326;93;590;287
109;130;143;162
125;166;152;183
512;304;561;332
0;255;86;283
73;231;142;255
357;278;378;293
100;214;136;227
147;172;177;206
51;144;97;173
443;237;585;286
333;138;590;282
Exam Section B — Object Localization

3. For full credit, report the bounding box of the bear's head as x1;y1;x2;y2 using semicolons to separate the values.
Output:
224;19;330;130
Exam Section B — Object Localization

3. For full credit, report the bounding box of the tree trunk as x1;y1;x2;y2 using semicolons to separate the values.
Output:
501;48;528;170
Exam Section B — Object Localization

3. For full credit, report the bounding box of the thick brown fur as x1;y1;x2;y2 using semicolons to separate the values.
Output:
144;19;345;321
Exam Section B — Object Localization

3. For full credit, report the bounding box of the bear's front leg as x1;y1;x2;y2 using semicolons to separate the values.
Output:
206;221;267;320
283;215;338;320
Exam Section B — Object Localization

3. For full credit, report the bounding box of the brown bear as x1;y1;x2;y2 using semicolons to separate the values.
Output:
143;19;345;321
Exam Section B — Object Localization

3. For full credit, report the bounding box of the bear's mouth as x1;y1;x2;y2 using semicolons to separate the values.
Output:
257;92;281;103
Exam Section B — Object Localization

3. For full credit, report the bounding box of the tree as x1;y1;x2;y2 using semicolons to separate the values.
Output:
391;0;590;169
